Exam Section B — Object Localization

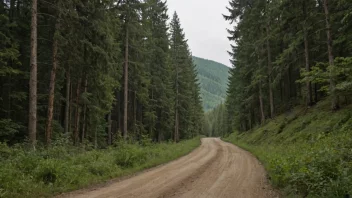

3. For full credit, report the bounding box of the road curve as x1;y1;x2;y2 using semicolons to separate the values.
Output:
62;138;278;198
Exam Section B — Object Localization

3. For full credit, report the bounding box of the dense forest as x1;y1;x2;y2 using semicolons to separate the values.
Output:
210;0;352;134
0;0;204;147
193;56;229;111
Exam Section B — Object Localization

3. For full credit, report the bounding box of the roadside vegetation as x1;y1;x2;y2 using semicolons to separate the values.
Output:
224;100;352;197
1;1;204;197
0;137;200;198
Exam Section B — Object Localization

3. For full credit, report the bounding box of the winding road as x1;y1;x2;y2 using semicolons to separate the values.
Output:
62;138;278;198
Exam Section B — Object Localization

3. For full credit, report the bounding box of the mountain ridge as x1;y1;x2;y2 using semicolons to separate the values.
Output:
193;56;230;111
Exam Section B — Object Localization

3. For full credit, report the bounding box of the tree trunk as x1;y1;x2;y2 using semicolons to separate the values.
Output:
323;0;339;110
174;62;179;143
259;84;265;125
45;22;60;146
133;91;137;137
304;30;313;106
266;22;274;118
28;0;37;148
17;0;21;16
69;82;73;132
150;89;154;138
64;67;70;134
287;67;292;101
157;110;162;142
10;0;15;20
248;110;252;130
314;83;318;103
74;78;82;145
94;124;98;149
123;24;129;141
303;1;313;107
108;113;112;145
175;108;179;142
116;91;122;135
81;79;88;142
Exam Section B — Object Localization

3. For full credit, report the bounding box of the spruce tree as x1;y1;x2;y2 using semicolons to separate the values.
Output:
170;12;203;141
144;0;174;141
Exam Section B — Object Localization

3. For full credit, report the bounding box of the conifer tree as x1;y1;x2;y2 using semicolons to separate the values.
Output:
222;0;352;133
0;0;204;146
170;12;203;141
145;0;174;141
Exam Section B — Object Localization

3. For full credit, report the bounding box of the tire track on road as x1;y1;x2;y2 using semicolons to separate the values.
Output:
60;138;279;198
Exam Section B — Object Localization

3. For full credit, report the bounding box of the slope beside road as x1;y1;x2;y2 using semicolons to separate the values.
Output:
60;138;278;198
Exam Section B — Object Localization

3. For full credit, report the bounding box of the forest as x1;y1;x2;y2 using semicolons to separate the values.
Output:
0;0;205;196
2;0;352;196
0;0;204;147
206;0;352;196
208;0;352;136
193;56;229;111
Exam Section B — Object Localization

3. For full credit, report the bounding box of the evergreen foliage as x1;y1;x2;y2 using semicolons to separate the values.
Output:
170;12;203;141
221;0;352;133
0;0;203;146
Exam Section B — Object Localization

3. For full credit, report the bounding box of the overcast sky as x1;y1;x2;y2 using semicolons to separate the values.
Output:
167;0;232;67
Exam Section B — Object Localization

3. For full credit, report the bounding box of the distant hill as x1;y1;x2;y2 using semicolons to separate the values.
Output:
193;56;230;111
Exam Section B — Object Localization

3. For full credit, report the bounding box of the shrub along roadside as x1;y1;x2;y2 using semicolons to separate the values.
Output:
0;137;201;198
224;101;352;197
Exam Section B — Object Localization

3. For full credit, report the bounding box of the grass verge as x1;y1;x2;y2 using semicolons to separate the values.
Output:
224;100;352;197
0;137;201;198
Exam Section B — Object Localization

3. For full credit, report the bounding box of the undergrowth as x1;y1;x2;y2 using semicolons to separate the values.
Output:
224;100;352;197
0;137;200;198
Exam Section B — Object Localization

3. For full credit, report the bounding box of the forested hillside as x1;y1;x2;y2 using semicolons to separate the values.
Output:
207;0;352;197
193;56;229;111
221;0;352;133
0;0;204;196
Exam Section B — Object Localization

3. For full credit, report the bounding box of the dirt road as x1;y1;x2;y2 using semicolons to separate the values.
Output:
62;138;278;198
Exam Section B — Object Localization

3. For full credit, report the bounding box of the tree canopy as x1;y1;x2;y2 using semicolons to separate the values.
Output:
0;0;203;146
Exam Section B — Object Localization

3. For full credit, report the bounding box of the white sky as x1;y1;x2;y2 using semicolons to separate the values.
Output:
167;0;232;67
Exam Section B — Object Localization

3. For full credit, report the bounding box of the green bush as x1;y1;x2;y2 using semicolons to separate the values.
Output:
115;146;148;168
0;137;200;198
0;119;22;141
